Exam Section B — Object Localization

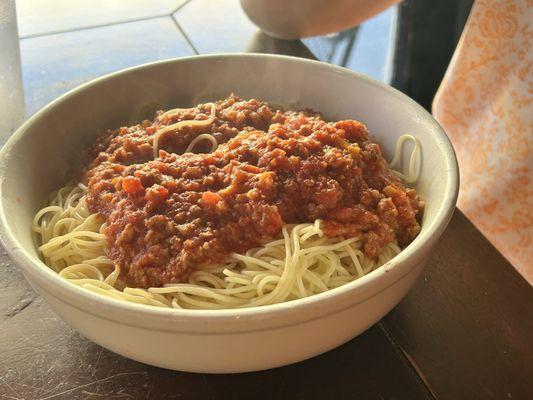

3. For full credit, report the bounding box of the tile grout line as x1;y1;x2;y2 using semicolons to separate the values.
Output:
170;15;199;55
170;0;193;16
19;14;170;40
19;0;193;40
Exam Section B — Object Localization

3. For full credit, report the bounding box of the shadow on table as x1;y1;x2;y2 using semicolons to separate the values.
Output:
245;31;316;59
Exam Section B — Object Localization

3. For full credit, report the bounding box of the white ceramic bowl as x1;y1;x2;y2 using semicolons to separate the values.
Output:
0;54;459;373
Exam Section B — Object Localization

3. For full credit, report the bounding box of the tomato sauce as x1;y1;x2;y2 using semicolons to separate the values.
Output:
85;96;423;288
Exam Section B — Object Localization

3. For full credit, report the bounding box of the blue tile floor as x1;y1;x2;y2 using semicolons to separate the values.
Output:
20;17;194;115
17;0;395;115
17;0;187;38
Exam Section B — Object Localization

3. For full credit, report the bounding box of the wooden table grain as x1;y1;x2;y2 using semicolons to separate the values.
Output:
2;1;532;399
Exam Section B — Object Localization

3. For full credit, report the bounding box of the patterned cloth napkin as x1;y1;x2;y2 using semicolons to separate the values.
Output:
433;0;532;282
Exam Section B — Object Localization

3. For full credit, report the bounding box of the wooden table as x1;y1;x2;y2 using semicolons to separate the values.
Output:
2;1;532;399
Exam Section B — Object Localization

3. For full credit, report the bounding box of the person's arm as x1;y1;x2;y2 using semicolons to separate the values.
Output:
240;0;400;40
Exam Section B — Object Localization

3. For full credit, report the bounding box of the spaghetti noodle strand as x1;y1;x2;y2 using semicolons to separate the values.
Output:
152;103;216;158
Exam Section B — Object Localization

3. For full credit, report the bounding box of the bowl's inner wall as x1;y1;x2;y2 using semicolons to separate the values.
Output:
1;56;453;263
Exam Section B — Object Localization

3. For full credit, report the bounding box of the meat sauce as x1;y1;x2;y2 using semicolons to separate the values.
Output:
85;96;423;288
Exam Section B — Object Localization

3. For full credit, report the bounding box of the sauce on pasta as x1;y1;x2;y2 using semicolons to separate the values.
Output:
83;96;423;288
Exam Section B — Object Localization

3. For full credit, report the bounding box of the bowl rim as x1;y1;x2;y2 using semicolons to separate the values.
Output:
0;53;459;328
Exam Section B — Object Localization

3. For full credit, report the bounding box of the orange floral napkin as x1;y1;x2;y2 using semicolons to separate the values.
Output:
433;0;532;282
